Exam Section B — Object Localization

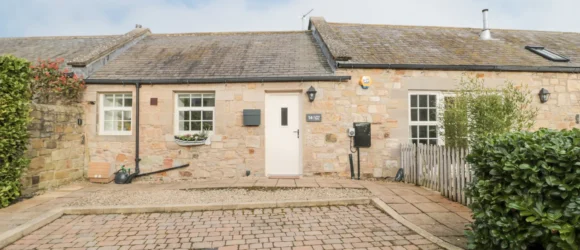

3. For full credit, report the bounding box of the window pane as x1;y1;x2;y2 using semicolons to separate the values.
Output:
410;95;417;107
203;121;213;131
191;111;201;120
123;121;131;131
179;111;187;120
104;111;113;120
411;109;417;122
202;111;213;120
104;121;113;131
104;95;114;107
429;95;437;107
124;96;132;107
123;111;131;121
203;95;215;107
281;107;288;126
419;109;428;121
115;95;124;107
178;94;190;107
429;139;438;145
429;109;436;121
191;94;202;107
116;121;123;131
179;121;185;131
115;110;123;120
419;126;427;138
191;121;201;131
411;126;418;138
429;126;437;138
419;95;427;107
412;139;418;145
419;139;428;145
183;121;190;131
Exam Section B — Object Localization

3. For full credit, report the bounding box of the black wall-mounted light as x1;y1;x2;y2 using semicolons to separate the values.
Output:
306;86;317;102
539;88;551;103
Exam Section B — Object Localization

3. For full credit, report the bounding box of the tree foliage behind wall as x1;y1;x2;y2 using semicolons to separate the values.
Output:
0;55;32;207
440;77;538;148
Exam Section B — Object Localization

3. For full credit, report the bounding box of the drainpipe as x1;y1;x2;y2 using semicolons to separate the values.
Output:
135;82;141;174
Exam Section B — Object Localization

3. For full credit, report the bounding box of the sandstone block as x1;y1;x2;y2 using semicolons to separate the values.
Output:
323;163;334;172
245;136;260;148
45;140;57;149
558;93;571;106
325;134;337;143
243;90;262;102
568;79;580;92
51;149;69;161
30;139;43;149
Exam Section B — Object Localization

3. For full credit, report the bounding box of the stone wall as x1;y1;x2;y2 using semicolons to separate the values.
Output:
83;70;580;180
22;103;85;195
338;69;580;176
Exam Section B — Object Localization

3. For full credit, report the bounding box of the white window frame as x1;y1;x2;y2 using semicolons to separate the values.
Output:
174;93;215;136
99;93;133;136
408;91;452;145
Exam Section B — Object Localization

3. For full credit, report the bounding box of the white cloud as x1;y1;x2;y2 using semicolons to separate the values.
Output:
1;0;580;37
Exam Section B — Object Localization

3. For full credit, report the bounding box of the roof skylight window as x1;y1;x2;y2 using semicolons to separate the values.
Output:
525;46;570;62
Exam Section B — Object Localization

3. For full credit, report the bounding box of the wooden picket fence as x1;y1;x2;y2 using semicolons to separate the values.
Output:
400;144;472;205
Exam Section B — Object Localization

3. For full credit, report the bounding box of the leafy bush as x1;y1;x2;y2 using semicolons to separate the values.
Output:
0;55;32;207
440;77;537;148
30;58;85;104
466;129;580;250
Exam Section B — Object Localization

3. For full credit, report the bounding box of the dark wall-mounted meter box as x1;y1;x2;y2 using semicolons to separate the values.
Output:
354;122;371;147
243;109;261;126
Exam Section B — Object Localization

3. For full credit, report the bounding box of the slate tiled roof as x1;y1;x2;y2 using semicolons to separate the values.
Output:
0;28;150;67
312;17;580;68
89;31;334;80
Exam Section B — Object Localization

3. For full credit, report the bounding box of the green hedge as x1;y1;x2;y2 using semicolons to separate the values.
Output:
0;55;31;207
466;129;580;250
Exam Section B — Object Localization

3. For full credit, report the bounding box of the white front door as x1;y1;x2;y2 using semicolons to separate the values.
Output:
265;93;301;177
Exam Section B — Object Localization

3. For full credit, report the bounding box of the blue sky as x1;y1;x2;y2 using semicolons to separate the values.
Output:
1;0;579;37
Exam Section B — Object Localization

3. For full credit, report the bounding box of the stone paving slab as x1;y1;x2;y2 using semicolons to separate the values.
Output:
4;205;444;250
360;182;472;249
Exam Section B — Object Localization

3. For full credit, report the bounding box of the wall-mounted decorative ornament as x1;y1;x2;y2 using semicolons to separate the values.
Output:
359;76;372;89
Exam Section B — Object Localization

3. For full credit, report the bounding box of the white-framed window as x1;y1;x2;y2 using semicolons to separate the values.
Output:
174;93;215;135
99;93;133;135
409;92;441;145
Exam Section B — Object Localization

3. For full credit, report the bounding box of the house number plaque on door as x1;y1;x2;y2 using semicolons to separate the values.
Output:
306;114;322;122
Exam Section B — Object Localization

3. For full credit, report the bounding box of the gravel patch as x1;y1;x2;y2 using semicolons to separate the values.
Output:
66;188;372;207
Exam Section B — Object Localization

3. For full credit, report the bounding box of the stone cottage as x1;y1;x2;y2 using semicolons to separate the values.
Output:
83;30;350;179
83;15;580;180
307;15;580;177
4;12;580;183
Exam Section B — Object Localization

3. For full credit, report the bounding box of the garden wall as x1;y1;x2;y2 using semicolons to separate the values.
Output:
21;103;85;195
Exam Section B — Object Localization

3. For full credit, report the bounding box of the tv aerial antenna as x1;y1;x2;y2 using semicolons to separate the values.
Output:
300;9;314;30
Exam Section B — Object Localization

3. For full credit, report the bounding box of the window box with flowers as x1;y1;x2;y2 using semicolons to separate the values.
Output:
174;129;210;146
174;93;215;146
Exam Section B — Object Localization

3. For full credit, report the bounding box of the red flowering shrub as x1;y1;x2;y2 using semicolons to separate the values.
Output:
30;58;85;104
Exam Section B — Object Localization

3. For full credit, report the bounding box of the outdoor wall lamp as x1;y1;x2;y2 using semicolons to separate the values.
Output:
306;86;317;102
539;88;550;103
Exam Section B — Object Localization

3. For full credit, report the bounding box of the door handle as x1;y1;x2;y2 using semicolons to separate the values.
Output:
293;129;299;138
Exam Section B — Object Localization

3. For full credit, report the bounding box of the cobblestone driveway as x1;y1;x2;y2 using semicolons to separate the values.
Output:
6;205;442;250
